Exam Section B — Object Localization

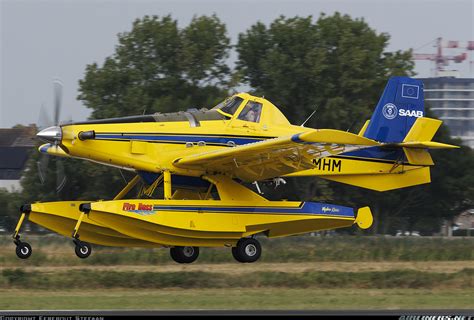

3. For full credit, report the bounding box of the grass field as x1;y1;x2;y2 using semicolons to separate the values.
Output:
1;289;473;310
2;261;472;274
1;235;473;266
0;235;472;310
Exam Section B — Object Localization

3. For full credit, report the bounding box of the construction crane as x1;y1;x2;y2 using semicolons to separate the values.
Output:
413;37;474;76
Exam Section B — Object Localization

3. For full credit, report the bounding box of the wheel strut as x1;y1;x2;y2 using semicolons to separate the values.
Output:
71;203;93;259
13;204;32;259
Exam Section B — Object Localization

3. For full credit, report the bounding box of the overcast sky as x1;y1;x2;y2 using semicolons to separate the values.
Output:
1;0;473;128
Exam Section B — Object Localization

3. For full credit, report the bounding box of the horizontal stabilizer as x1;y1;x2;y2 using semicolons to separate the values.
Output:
396;141;458;149
389;117;458;165
399;117;458;149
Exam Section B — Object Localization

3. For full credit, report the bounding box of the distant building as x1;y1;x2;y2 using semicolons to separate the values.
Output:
419;76;474;148
441;209;474;237
454;209;474;236
0;125;37;191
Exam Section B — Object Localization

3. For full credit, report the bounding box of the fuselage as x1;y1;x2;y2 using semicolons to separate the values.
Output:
38;91;428;190
46;93;313;176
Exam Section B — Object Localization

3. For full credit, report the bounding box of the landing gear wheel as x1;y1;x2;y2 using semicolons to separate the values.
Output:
15;242;32;259
232;238;261;263
74;241;92;259
231;247;246;263
170;246;199;264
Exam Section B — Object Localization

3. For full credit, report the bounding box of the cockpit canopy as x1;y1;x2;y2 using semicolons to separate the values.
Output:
70;92;290;128
213;93;290;126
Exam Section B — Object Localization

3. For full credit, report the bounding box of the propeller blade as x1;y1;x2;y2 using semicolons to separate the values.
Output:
55;159;67;193
37;104;53;131
60;114;73;126
36;154;50;185
36;162;45;185
53;79;63;126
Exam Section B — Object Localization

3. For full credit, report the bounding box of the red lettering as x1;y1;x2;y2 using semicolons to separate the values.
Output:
138;203;152;211
122;203;136;211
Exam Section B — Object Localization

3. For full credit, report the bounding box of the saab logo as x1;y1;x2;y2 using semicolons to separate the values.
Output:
322;206;340;213
312;158;342;172
399;109;424;118
382;103;398;120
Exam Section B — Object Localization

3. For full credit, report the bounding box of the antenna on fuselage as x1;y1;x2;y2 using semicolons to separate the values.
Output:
346;119;356;132
300;106;318;127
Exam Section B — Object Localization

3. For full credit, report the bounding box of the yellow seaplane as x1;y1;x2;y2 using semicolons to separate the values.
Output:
12;76;456;263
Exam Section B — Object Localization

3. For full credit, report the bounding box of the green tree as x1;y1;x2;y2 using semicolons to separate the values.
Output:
236;13;414;129
78;14;231;119
0;188;23;232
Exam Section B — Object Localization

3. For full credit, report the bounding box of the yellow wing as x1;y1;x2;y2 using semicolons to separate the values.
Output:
173;129;379;182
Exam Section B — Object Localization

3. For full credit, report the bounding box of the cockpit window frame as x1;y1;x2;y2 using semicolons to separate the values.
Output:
213;96;245;118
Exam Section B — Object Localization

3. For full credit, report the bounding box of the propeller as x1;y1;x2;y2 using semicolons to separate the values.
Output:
36;79;67;194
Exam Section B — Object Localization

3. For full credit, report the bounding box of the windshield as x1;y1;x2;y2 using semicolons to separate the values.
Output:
212;96;244;116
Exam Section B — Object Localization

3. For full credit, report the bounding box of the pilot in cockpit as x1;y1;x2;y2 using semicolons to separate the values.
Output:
240;102;262;122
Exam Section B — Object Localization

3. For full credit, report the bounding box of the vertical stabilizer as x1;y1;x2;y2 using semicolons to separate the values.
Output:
364;77;424;143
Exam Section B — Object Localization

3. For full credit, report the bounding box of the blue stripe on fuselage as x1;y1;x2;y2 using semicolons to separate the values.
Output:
339;146;405;162
95;134;264;146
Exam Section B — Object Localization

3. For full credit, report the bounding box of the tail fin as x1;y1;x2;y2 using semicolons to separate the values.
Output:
364;77;424;143
288;76;458;192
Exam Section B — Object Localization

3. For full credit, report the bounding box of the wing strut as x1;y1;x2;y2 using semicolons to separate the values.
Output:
164;170;172;200
113;175;141;200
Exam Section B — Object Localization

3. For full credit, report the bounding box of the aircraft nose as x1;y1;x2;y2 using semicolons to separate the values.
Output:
37;126;62;143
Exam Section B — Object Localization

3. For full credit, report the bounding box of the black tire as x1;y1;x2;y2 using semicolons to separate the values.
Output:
170;246;199;264
75;241;92;259
231;246;246;263
15;242;32;259
233;238;261;263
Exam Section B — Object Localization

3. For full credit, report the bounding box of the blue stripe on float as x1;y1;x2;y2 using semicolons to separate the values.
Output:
150;202;354;217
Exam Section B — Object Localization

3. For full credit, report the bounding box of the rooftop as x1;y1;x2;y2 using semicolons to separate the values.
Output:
0;125;37;180
0;125;37;147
